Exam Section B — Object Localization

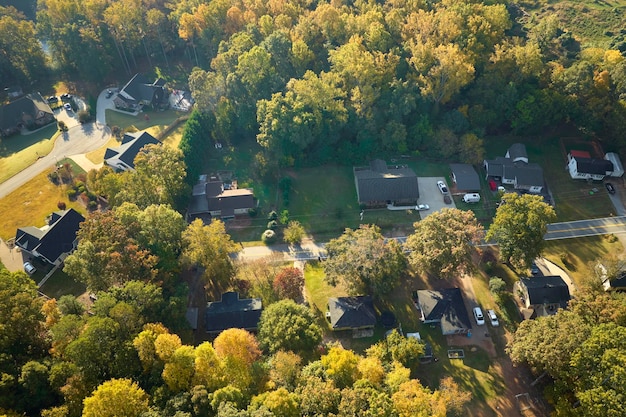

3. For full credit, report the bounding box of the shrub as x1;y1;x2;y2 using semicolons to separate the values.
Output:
57;201;67;210
280;210;289;224
87;201;98;211
66;189;77;199
48;171;59;184
268;210;278;221
489;277;507;298
57;120;67;131
248;207;258;217
262;229;277;245
267;220;278;230
77;110;91;124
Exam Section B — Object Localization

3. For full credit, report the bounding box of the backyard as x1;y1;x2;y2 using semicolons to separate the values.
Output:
0;124;58;184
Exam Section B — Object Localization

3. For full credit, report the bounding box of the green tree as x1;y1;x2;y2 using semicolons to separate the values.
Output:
406;208;484;279
162;345;196;392
268;351;302;391
82;378;149;417
486;193;556;269
250;388;300;417
257;300;322;356
338;381;396;417
0;9;47;85
283;221;306;245
324;225;407;295
181;219;239;292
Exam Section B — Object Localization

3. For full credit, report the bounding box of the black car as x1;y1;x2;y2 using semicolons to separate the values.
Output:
606;182;616;194
60;93;72;101
47;96;58;103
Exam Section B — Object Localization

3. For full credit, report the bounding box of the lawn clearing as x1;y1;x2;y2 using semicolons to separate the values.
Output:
39;269;86;299
304;261;347;314
85;135;119;164
0;125;59;184
105;108;184;131
158;123;185;149
0;163;87;240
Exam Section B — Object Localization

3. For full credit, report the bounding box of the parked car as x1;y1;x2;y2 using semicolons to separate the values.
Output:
473;307;485;325
63;103;72;111
416;204;430;211
443;194;452;204
606;182;616;194
60;93;72;101
47;96;58;103
437;180;448;194
530;261;540;275
487;309;499;327
23;262;36;275
105;89;114;98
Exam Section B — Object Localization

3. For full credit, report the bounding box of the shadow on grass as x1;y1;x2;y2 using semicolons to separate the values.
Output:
0;124;57;158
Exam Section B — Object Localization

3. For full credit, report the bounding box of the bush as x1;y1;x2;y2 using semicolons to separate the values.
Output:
77;110;91;124
87;201;98;211
489;277;507;297
48;171;59;184
57;201;67;210
268;210;278;221
262;229;277;245
248;207;258;217
57;120;67;131
66;189;77;199
267;220;278;230
280;210;289;224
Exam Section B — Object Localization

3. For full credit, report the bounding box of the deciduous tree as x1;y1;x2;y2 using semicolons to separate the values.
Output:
283;221;306;245
82;378;149;417
273;267;304;301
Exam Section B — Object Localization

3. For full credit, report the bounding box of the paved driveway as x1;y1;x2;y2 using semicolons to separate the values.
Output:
416;177;456;219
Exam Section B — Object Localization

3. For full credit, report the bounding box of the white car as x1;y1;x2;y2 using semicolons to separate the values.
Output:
416;204;430;211
473;307;485;325
487;309;499;327
437;180;448;194
24;262;36;275
63;103;72;111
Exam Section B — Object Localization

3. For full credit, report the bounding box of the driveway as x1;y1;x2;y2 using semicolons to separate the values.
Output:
606;181;626;216
416;177;456;219
96;88;117;126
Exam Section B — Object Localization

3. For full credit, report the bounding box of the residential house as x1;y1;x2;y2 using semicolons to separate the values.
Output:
187;175;255;221
15;209;85;266
205;291;263;334
326;296;377;331
567;150;614;181
604;152;624;178
104;131;160;171
113;74;168;111
518;276;571;319
449;163;481;192
594;262;626;292
354;159;419;207
483;143;544;193
0;92;55;137
416;288;472;335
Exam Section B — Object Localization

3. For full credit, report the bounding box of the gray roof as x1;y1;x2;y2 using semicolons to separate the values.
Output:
0;92;53;131
507;143;528;161
450;164;481;191
354;161;419;203
205;292;262;333
104;131;160;169
520;276;570;307
484;157;544;187
116;74;166;106
327;296;376;329
573;157;614;175
188;179;254;217
417;288;472;334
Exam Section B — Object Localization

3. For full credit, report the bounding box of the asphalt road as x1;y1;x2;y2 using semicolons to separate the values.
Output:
543;216;626;240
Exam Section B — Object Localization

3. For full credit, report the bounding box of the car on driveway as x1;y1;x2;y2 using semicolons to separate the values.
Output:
443;194;452;204
416;204;430;211
60;93;72;101
487;309;499;327
530;261;540;275
473;307;485;325
606;182;616;194
437;180;448;194
105;89;114;98
24;262;36;275
47;96;58;103
63;103;72;112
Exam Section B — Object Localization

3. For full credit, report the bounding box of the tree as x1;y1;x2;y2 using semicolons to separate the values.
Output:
162;345;196;392
181;219;239;292
257;300;322;356
250;388;300;417
321;346;361;389
324;225;407;295
273;267;304;301
268;351;302;391
283;221;305;245
193;342;225;391
406;208;483;279
0;9;47;85
486;193;556;269
213;329;261;390
82;378;149;417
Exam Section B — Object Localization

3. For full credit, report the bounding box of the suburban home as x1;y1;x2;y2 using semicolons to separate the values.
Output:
0;92;55;137
205;291;263;334
604;152;624;177
594;262;626;292
567;150;614;181
14;209;85;266
104;131;160;171
354;159;419;207
416;288;472;335
449;163;481;192
326;296;377;331
113;73;168;111
187;174;255;221
483;143;544;193
518;276;571;319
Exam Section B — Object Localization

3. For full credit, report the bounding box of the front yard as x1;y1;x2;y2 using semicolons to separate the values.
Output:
0;125;59;184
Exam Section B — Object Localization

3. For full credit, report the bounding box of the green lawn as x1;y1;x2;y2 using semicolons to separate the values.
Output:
0;125;59;184
105;108;185;131
39;269;86;299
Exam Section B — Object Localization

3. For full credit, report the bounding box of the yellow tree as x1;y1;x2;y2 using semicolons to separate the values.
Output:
82;378;149;417
213;329;261;390
162;345;196;392
193;342;225;391
321;346;361;389
132;323;169;373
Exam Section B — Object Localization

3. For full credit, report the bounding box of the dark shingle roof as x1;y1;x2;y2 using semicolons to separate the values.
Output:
116;74;166;106
450;164;481;191
417;288;472;334
0;92;53;131
105;131;160;169
327;296;377;329
15;209;85;264
354;161;419;203
205;292;262;333
573;157;614;175
507;163;543;188
507;143;528;161
520;276;570;307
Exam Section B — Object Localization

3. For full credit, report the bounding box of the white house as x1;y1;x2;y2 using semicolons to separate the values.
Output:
604;152;624;177
567;150;614;181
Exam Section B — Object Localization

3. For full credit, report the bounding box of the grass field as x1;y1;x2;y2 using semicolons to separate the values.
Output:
0;125;59;184
0;160;87;240
39;269;86;299
105;108;184;132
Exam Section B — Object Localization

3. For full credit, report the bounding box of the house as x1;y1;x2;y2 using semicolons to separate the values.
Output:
14;209;85;266
104;131;160;171
354;160;419;207
187;174;255;221
518;276;571;319
449;164;481;192
567;150;614;181
113;74;168;111
205;291;263;334
326;296;377;331
416;288;472;335
594;262;626;292
483;144;544;193
0;92;55;137
604;152;624;178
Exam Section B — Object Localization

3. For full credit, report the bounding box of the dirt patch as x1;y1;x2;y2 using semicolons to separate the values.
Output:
490;358;549;417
